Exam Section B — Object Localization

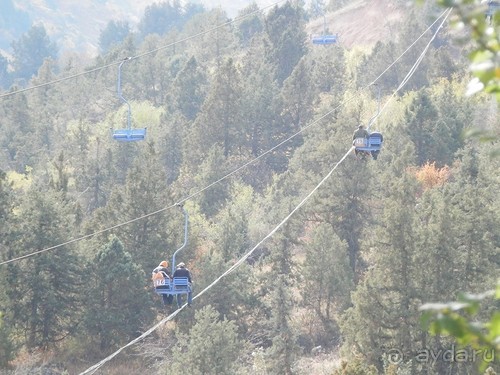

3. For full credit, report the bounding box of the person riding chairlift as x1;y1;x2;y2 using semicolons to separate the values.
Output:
152;261;173;306
352;125;370;159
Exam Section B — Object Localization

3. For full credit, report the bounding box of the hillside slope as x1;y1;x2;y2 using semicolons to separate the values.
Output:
308;0;406;48
1;0;405;57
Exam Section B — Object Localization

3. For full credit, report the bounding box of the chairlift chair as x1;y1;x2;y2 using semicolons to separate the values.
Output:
311;15;338;45
112;58;146;142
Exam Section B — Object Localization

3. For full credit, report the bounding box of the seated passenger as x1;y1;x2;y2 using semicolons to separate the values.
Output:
152;261;173;306
173;262;193;307
352;124;369;142
353;125;370;160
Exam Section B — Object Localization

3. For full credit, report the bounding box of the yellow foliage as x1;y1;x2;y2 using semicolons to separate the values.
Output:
413;162;450;191
6;166;32;191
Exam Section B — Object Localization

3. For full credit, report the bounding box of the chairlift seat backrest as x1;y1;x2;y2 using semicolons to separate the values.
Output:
173;277;190;291
153;277;172;295
312;35;338;45
112;128;146;142
368;132;383;147
353;138;367;147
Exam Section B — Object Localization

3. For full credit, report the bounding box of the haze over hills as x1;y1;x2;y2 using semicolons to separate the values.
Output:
0;0;281;57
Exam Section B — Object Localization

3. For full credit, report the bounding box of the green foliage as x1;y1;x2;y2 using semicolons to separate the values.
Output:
265;1;308;84
0;53;11;89
99;20;130;54
191;58;244;159
82;237;154;352
237;2;264;46
420;283;500;372
4;189;82;350
302;224;354;322
0;1;498;371
11;24;57;82
418;0;499;101
169;56;207;121
138;1;185;39
0;313;14;368
169;305;243;375
332;359;378;375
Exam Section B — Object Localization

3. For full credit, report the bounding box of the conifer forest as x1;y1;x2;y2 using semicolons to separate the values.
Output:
0;0;498;374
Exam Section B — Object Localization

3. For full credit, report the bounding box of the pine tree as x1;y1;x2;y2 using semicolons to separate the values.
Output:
4;189;82;350
190;58;244;160
281;57;316;131
340;150;422;370
195;252;259;331
169;56;207;121
301;223;354;341
0;171;16;367
213;183;254;261
88;143;175;274
446;146;499;291
194;145;231;217
11;24;58;82
265;1;307;84
82;236;154;352
169;305;243;375
263;228;299;375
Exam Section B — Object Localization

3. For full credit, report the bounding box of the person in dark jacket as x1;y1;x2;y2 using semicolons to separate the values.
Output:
352;124;369;141
353;125;370;159
173;262;193;307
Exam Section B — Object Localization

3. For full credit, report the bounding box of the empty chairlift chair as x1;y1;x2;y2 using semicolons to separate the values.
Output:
312;34;338;45
311;15;338;45
112;58;146;142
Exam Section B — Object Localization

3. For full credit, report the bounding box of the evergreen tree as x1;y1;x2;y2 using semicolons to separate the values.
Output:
169;56;207;121
0;91;35;171
99;20;130;54
356;40;400;92
301;224;354;341
169;305;243;375
162;113;185;185
0;311;15;368
240;36;289;176
281;57;316;131
309;45;347;94
4;189;82;350
0;53;11;89
82;236;154;352
0;171;15;367
138;1;184;39
183;8;238;66
89;143;175;273
405;88;442;166
446;146;500;291
340;150;422;370
11;24;58;82
265;1;307;84
194;145;231;217
195;252;259;331
263;228;299;375
213;183;254;261
191;58;244;159
236;2;264;47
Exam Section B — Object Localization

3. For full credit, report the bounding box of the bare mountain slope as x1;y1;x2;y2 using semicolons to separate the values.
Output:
307;0;406;48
